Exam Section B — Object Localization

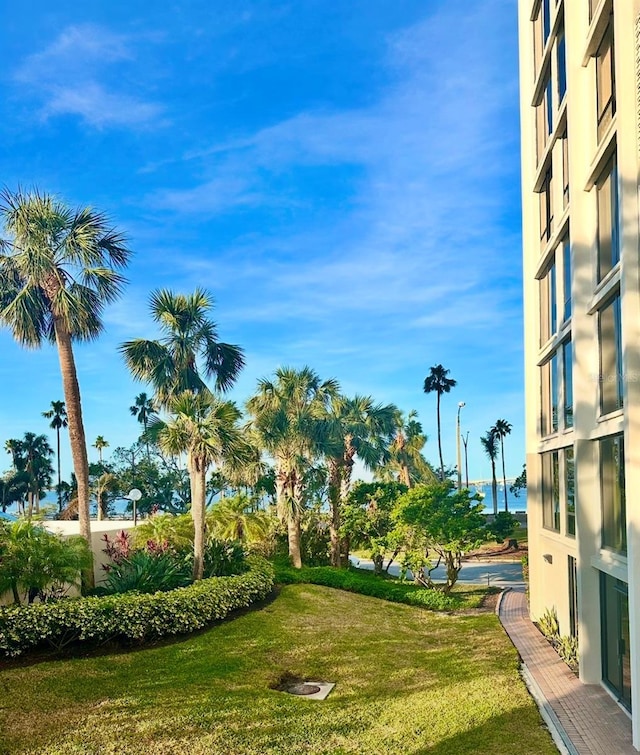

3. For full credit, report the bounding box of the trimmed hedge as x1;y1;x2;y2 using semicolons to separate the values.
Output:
275;564;461;611
0;556;274;657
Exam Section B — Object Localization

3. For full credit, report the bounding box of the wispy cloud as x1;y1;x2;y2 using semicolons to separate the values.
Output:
15;23;164;129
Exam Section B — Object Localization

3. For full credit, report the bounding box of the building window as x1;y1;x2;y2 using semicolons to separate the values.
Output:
561;131;569;207
596;156;620;282
540;260;557;344
566;447;575;536
599;294;623;415
541;353;559;436
562;236;571;321
600;434;626;555
568;556;578;635
596;20;616;141
542;0;551;45
542;450;560;531
563;339;573;428
600;574;631;710
557;24;566;103
539;166;553;246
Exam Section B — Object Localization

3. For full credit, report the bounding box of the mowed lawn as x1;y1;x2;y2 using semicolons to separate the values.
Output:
0;585;556;755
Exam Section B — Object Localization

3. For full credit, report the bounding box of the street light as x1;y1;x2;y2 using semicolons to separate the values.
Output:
456;402;466;490
124;488;142;526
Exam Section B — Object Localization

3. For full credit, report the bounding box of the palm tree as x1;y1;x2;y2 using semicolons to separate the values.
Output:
246;366;339;568
120;289;245;408
92;436;109;463
480;431;499;515
0;189;130;585
491;419;513;512
155;392;250;580
9;433;54;517
129;392;156;458
376;410;436;489
324;395;397;566
42;400;68;513
207;494;271;543
423;364;457;481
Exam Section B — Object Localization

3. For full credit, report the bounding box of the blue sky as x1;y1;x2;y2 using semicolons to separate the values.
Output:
0;0;523;483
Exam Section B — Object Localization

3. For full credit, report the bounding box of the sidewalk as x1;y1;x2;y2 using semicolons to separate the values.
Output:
498;586;636;755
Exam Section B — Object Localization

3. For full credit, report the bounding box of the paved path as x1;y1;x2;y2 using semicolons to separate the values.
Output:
353;557;524;586
498;587;636;754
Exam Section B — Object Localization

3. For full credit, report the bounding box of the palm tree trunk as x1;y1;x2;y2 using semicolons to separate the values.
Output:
288;513;302;569
191;458;207;580
56;427;62;513
491;459;498;516
436;392;444;481
53;320;94;589
400;463;411;488
328;458;342;567
501;438;508;512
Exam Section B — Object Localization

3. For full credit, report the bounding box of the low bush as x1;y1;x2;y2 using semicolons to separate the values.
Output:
203;538;246;577
100;550;192;595
0;557;274;657
536;605;579;672
275;564;461;611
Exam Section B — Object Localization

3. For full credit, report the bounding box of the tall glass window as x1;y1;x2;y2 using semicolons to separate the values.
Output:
557;25;566;103
561;131;569;207
539;166;553;246
566;447;575;536
551;352;559;433
542;450;560;531
596;21;616;141
600;434;626;554
540;261;557;344
562;236;571;321
563;339;573;428
542;0;551;45
599;294;623;415
597;156;620;282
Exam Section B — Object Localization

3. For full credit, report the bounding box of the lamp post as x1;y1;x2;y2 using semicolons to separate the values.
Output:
462;431;470;489
124;488;142;526
456;402;465;490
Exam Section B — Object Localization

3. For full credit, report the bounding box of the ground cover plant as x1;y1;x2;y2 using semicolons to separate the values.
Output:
0;584;556;755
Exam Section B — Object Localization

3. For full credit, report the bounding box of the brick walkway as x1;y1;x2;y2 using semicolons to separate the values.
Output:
498;587;636;754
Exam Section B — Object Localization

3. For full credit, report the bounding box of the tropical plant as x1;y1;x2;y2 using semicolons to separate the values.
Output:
375;410;436;489
101;549;191;595
120;288;244;408
480;430;499;515
395;481;486;595
0;471;28;513
246;366;339;568
132;512;194;551
423;364;457;481
324;395;397;566
510;464;527;498
202;538;246;577
42;400;68;512
0;189;131;586
155;392;250;580
491;419;513;512
129;392;156;459
0;520;92;604
207;494;272;544
92;435;109;464
93;468;119;520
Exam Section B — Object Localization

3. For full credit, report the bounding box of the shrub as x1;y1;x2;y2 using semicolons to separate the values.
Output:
537;606;560;640
101;550;192;595
486;512;518;543
203;538;246;577
556;635;579;671
0;557;274;657
275;564;460;611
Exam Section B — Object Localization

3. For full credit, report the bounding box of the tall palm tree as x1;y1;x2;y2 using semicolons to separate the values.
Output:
42;400;68;513
423;364;457;480
491;419;513;512
324;394;397;566
156;392;250;580
120;289;245;408
246;366;339;568
375;410;436;489
10;433;54;517
92;435;109;463
480;431;499;515
129;392;156;458
0;189;130;585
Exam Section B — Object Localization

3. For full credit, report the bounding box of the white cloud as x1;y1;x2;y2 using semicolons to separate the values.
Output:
15;23;163;129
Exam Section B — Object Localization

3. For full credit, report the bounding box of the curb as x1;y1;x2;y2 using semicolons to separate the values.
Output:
520;665;578;755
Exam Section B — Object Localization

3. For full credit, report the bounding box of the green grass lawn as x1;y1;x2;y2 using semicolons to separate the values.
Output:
0;585;555;755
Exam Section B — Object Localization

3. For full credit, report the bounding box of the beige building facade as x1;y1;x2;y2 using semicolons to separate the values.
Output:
518;0;640;746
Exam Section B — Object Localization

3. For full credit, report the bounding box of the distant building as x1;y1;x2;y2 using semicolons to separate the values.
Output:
518;0;640;746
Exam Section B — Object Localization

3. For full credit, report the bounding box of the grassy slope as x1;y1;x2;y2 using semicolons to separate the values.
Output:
0;585;555;755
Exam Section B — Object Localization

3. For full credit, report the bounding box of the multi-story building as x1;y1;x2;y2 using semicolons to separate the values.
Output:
518;0;640;747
